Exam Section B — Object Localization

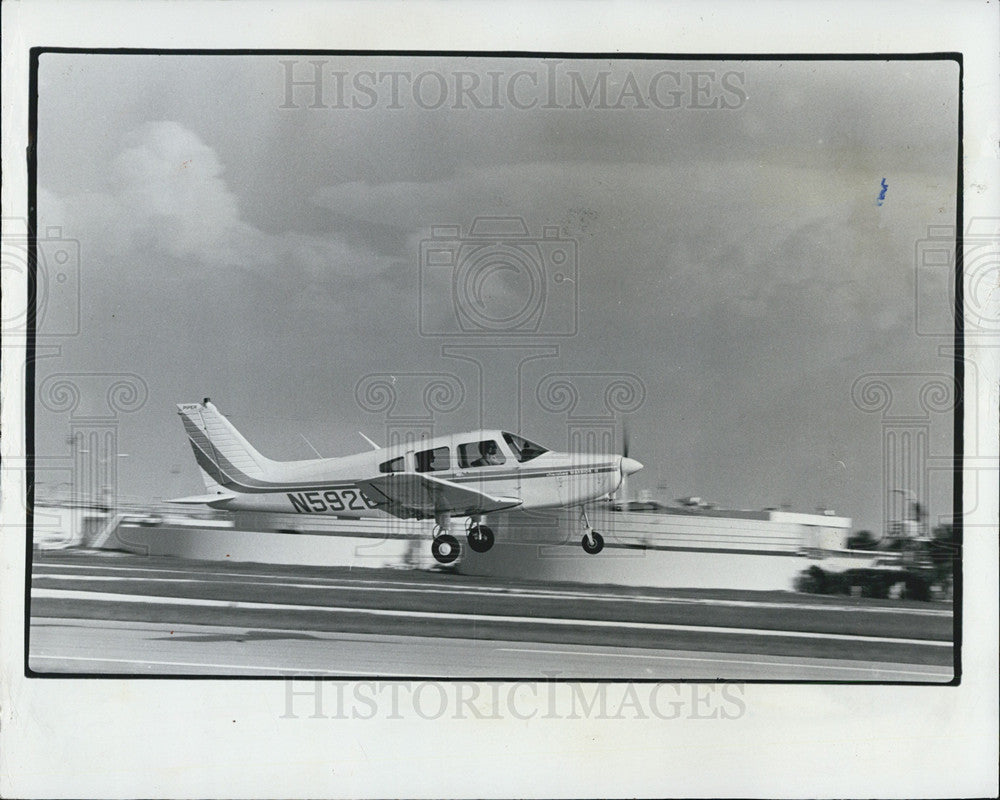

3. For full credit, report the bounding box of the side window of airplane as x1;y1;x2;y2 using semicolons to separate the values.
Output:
414;446;450;473
378;456;404;473
458;440;506;468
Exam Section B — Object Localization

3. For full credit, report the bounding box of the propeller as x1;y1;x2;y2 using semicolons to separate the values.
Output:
614;419;643;507
620;421;629;506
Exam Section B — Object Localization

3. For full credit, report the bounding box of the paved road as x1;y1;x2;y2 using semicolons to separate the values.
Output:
27;550;955;681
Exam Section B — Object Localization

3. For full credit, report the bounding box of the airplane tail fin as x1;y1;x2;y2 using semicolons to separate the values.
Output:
176;399;276;493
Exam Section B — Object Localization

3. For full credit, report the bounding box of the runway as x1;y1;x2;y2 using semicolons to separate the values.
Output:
28;550;955;681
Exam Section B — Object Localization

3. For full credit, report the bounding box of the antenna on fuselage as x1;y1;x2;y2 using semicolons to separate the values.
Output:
299;434;323;459
358;432;381;450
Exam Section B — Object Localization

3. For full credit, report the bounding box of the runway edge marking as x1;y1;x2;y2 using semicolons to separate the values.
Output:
32;587;953;647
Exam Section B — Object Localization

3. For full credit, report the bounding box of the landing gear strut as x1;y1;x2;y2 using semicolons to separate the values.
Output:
466;517;495;553
580;508;604;555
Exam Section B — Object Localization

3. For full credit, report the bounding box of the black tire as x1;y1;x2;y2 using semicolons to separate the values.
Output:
431;534;461;564
467;524;495;553
581;531;604;555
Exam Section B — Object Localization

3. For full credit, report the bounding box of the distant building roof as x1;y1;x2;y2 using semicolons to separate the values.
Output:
614;502;852;528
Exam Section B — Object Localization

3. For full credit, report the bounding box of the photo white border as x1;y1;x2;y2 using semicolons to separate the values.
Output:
2;1;997;797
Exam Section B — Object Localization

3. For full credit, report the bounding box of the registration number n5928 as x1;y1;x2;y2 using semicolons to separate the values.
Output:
287;488;379;513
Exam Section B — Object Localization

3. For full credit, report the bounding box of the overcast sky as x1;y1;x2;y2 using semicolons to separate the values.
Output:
34;54;959;531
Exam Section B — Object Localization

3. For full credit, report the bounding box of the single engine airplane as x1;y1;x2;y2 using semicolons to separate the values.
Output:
171;399;643;564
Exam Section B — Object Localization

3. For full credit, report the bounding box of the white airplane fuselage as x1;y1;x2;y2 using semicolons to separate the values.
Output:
199;432;627;518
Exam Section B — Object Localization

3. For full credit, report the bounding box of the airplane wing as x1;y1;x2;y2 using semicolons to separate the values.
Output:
357;473;523;519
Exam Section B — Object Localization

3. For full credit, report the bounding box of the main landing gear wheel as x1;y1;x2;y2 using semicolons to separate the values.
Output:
432;533;461;564
467;524;495;553
581;530;604;555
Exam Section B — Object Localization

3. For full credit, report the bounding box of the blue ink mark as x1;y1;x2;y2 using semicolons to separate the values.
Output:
877;177;888;206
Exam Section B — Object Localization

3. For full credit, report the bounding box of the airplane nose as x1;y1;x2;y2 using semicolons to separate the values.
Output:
620;456;643;476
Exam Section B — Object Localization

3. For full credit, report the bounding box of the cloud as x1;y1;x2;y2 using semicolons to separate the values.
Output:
110;121;247;261
41;121;402;294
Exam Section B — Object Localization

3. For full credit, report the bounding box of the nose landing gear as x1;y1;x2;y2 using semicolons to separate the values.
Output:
582;529;605;554
579;508;604;555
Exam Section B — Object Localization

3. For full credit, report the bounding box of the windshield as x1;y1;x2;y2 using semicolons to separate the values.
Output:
502;432;549;463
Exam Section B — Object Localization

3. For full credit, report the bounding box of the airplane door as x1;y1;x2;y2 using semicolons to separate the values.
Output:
554;471;570;506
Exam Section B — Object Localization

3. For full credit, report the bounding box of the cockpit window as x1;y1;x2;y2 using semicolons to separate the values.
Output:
459;440;506;468
502;432;548;463
378;456;404;473
414;446;450;473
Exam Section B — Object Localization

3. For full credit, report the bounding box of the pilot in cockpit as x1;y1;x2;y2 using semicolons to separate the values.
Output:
472;440;504;467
